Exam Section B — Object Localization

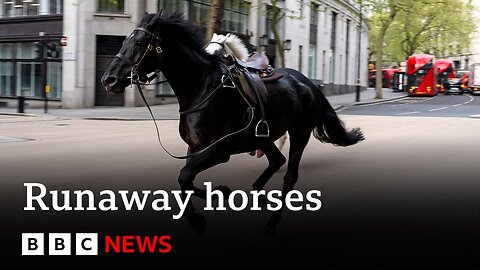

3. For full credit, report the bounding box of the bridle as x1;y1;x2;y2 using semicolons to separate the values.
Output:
115;27;163;85
114;24;255;160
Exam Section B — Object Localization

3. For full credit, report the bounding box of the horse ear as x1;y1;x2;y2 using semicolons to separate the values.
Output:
148;12;161;27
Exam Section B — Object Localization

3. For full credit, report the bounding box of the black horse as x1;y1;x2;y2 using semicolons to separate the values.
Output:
101;12;364;233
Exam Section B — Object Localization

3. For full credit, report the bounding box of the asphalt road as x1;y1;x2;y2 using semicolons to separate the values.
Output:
0;109;479;269
341;93;480;118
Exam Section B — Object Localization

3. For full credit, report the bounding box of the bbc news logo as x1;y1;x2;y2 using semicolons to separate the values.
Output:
22;233;171;255
22;233;98;255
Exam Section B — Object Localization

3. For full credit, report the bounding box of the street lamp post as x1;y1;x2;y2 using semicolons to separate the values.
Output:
356;0;363;102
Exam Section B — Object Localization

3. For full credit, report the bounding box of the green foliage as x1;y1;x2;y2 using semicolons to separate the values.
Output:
368;0;476;65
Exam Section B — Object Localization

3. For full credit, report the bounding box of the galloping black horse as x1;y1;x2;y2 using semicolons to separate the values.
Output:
101;12;364;233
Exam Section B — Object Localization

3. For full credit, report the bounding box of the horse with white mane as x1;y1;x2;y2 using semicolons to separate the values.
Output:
205;33;249;61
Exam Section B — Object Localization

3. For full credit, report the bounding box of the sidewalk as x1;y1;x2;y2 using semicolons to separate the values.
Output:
0;88;406;120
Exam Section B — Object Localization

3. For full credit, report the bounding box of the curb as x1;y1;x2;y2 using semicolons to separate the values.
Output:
353;95;408;106
0;112;37;117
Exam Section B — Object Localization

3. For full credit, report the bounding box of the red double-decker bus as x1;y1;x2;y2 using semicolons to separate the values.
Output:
434;59;455;93
407;54;437;96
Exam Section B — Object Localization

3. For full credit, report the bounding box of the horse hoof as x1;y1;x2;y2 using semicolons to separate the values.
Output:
214;185;232;197
186;213;207;234
262;225;277;238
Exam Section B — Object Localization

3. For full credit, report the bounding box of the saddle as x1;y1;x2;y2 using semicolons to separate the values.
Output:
226;52;283;137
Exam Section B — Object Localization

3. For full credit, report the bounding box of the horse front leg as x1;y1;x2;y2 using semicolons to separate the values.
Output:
177;146;230;234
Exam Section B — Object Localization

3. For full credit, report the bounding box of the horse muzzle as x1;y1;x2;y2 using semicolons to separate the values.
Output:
101;74;126;94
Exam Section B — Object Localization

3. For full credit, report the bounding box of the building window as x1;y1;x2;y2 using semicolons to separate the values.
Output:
192;0;211;27
0;62;13;96
155;72;174;96
308;45;316;79
265;5;274;39
2;0;39;17
1;0;62;17
48;0;62;15
47;62;62;98
346;19;351;84
0;41;62;98
16;62;42;97
222;0;248;33
309;3;318;45
158;0;188;16
97;0;125;14
298;45;303;73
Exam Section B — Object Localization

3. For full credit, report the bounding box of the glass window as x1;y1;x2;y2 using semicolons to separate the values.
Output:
158;0;187;16
47;62;62;98
48;0;62;15
16;43;36;59
0;62;13;96
2;0;40;17
16;62;42;97
308;44;317;79
192;0;210;27
0;43;13;59
97;0;125;14
155;72;174;96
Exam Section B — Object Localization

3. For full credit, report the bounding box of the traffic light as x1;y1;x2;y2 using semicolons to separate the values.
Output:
46;42;58;59
34;41;43;59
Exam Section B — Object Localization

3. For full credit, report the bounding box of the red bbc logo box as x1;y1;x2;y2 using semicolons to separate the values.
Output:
22;233;98;255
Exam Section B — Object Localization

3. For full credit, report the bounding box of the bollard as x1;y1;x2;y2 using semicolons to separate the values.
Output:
18;96;25;113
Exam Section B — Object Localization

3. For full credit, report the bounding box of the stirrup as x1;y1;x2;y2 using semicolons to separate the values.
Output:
255;120;270;138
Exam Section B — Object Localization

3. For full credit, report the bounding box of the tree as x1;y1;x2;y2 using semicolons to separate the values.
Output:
267;0;287;67
206;0;225;43
367;0;402;99
387;0;475;61
369;0;476;82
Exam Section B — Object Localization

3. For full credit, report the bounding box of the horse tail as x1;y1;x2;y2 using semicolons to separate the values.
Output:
313;90;364;146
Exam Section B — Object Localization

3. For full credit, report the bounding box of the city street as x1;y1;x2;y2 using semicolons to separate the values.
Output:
0;97;479;268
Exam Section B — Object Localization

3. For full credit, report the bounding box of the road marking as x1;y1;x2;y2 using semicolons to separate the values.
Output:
452;103;463;107
397;111;420;115
429;107;448;112
463;95;474;105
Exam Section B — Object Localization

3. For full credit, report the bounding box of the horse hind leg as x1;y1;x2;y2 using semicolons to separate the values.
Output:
252;142;286;191
265;131;311;236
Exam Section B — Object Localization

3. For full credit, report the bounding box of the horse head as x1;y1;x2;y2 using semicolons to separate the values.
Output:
101;12;163;94
102;12;215;96
205;33;230;57
205;33;249;61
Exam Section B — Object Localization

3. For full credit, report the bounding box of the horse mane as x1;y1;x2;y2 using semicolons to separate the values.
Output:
148;12;220;63
225;34;249;61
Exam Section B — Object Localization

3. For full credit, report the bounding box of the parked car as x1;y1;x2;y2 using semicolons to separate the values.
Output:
443;77;463;95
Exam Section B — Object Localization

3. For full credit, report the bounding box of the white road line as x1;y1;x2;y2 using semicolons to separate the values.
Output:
397;111;420;115
464;95;474;104
429;107;448;112
452;104;463;107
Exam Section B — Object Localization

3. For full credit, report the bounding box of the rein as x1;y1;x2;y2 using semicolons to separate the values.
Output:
117;27;255;159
